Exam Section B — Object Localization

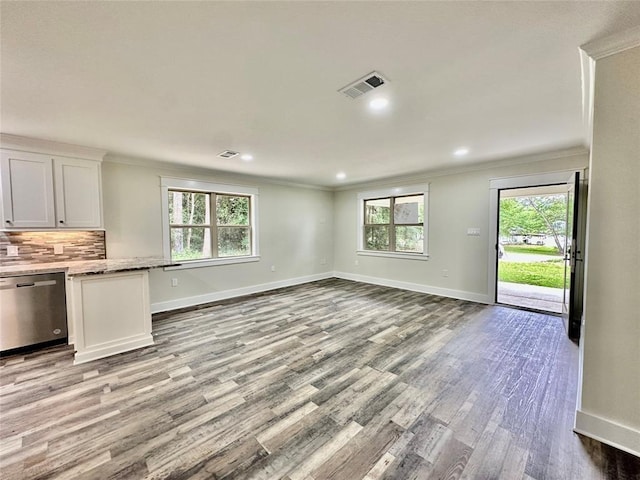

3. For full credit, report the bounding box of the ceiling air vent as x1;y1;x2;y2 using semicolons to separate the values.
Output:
338;71;387;99
217;150;239;159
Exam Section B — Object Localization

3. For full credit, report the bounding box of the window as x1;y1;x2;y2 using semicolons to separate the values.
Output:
358;185;428;259
161;177;259;267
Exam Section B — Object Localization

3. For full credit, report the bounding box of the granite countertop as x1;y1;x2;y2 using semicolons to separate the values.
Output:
0;257;180;277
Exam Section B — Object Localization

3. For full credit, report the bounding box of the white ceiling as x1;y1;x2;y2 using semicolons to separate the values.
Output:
2;1;640;187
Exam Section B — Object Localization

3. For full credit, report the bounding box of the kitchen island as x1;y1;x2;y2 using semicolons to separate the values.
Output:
0;257;178;364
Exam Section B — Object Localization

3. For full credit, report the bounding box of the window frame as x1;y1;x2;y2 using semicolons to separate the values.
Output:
161;177;259;269
357;184;429;260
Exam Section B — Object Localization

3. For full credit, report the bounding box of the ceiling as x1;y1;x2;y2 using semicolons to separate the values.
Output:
2;2;640;187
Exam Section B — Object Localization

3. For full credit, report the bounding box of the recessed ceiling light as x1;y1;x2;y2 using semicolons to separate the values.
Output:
240;154;253;161
368;97;389;110
454;147;470;157
336;172;346;180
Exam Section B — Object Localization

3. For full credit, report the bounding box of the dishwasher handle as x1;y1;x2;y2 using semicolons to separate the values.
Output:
0;279;58;289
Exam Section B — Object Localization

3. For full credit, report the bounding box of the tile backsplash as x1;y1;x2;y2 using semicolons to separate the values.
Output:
0;231;106;266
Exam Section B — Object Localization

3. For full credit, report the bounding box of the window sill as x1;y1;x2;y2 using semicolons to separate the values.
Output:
164;255;260;270
356;250;429;261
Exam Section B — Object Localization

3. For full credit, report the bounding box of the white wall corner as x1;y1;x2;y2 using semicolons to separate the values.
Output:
580;25;640;61
574;410;640;458
151;272;334;314
333;271;491;305
578;25;640;152
579;49;595;149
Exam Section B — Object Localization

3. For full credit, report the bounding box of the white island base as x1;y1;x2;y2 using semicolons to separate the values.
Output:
69;270;153;365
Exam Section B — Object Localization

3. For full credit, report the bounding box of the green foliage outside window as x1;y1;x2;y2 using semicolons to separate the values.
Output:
218;227;251;257
363;194;424;253
169;190;252;261
395;226;423;252
365;225;390;251
217;195;249;226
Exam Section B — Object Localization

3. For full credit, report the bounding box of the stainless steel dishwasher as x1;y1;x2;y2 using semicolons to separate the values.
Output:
0;272;68;353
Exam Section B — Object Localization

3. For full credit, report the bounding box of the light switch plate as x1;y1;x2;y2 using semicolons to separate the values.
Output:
54;244;64;255
7;245;18;257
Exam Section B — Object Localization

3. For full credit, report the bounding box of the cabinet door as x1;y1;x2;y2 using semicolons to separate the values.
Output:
54;157;102;228
0;150;55;228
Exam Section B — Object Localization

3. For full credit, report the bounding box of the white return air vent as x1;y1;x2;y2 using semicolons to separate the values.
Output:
338;71;387;99
217;150;239;159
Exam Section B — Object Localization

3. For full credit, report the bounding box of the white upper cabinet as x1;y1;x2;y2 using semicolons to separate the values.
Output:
0;136;105;230
54;157;102;228
1;150;56;228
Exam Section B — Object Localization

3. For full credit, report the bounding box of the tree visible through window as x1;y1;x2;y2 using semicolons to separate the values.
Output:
216;195;251;257
363;194;424;253
168;190;252;261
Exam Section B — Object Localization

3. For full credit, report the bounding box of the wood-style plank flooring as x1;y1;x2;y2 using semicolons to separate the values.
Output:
1;278;639;479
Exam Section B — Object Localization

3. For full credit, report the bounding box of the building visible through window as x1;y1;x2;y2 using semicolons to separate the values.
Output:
358;185;428;258
364;194;424;253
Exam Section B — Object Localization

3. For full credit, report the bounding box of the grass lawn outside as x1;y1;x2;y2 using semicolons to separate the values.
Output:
498;260;566;288
503;245;561;256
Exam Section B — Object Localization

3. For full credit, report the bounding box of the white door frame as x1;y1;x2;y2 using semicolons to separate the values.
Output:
487;169;587;303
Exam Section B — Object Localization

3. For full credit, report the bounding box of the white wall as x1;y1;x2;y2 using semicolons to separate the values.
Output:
576;45;640;455
333;153;588;302
101;159;334;311
102;150;588;313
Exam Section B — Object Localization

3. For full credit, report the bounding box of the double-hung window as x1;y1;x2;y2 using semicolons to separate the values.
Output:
358;185;429;259
161;177;259;267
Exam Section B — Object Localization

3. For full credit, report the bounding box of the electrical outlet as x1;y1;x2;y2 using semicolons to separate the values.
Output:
7;245;18;257
271;265;276;272
354;259;359;266
171;278;178;287
467;227;481;236
54;244;64;255
320;258;327;265
442;269;449;277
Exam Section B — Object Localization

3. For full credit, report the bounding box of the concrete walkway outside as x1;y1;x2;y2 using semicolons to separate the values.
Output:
500;252;563;263
497;281;564;313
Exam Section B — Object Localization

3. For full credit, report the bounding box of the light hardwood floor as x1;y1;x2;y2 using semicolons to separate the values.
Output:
1;278;638;479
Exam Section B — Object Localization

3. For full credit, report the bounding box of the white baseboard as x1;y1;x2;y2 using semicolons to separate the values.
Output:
574;410;640;457
151;272;334;314
73;333;154;365
333;271;491;304
151;270;489;315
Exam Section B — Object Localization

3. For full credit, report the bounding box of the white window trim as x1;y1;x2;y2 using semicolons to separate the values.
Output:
357;183;430;260
160;176;260;269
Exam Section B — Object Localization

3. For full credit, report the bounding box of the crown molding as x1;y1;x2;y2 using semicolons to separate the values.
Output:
0;133;106;161
0;133;588;193
333;146;589;192
580;25;640;60
103;153;332;192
